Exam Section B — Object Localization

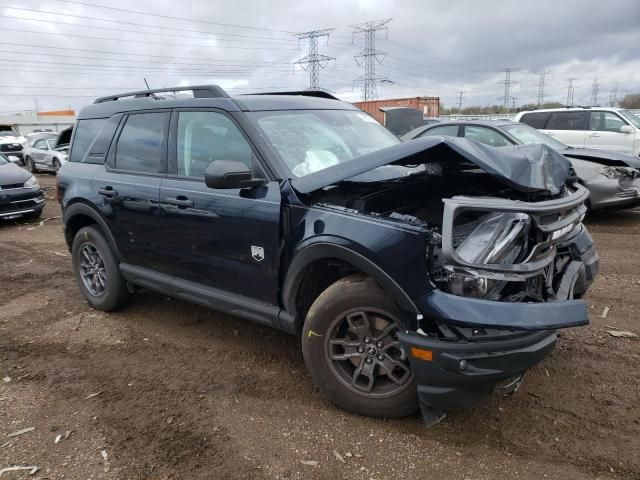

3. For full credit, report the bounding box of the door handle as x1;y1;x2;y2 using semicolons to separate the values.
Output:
588;133;600;137
166;196;194;208
97;186;118;197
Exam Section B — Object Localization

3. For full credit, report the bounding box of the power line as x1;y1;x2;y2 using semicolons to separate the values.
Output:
51;0;296;34
535;70;551;106
1;27;299;50
0;14;296;46
351;19;392;101
294;29;335;90
0;5;297;43
497;68;519;108
565;78;577;106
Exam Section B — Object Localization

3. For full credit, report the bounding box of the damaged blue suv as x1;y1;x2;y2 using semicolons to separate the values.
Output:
57;86;599;425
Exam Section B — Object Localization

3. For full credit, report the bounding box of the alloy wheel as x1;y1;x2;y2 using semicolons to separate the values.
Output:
78;243;107;297
325;308;413;398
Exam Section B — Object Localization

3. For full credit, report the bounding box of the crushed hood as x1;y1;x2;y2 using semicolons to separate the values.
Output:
561;148;640;169
290;136;572;195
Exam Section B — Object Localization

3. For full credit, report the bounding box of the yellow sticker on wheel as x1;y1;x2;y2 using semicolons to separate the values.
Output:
307;330;322;338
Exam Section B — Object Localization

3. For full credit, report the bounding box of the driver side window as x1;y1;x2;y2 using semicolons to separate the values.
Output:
177;111;253;178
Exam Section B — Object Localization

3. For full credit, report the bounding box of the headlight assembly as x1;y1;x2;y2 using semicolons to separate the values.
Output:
23;176;39;189
449;212;530;298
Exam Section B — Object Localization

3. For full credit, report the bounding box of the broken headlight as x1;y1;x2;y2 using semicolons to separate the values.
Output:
449;212;530;298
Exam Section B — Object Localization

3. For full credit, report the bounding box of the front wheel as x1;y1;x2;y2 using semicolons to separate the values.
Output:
71;225;131;311
302;275;418;418
52;158;61;173
25;157;37;173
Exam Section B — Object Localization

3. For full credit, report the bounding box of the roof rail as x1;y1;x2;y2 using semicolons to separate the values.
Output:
242;90;340;100
564;105;591;109
93;85;229;104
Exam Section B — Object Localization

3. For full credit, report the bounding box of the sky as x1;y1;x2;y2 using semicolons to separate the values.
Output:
1;0;639;114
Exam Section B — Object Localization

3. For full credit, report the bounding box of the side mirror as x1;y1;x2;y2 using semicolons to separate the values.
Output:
620;125;634;134
204;160;266;189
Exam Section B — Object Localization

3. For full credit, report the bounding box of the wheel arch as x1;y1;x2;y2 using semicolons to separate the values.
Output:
282;243;419;334
63;202;121;260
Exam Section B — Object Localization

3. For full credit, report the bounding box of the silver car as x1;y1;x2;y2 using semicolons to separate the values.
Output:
403;120;640;212
23;135;68;174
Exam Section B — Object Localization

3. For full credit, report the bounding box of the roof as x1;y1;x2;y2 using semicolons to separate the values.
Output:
425;119;517;127
78;86;354;120
517;106;623;114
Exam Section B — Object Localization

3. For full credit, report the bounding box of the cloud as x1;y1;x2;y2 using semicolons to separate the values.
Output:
0;0;638;113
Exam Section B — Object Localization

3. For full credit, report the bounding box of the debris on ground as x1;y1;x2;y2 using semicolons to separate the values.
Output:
54;434;63;444
333;450;346;463
0;465;39;476
1;377;11;383
599;307;610;319
607;330;637;338
100;449;108;461
7;427;35;438
300;460;318;466
85;392;102;400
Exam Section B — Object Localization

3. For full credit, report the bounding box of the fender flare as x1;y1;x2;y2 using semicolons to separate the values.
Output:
63;202;122;260
282;242;419;319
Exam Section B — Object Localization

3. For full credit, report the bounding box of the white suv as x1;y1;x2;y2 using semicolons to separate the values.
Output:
515;107;640;157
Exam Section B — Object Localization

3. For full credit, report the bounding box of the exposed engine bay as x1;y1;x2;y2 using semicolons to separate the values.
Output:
308;160;594;305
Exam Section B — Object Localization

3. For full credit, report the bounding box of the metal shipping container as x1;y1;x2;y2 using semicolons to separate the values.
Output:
353;97;440;124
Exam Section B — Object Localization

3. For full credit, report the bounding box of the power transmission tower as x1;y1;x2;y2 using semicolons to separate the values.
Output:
457;90;469;112
536;70;551;106
565;78;577;106
590;77;600;106
609;84;619;107
351;19;392;101
510;96;518;111
294;29;335;90
497;68;519;108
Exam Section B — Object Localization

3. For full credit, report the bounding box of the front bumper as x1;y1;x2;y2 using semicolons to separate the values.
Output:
398;329;556;424
0;188;45;219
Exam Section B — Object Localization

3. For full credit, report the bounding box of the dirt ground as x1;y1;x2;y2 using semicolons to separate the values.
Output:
1;173;638;480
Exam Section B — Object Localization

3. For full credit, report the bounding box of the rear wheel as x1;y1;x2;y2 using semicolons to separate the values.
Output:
71;225;131;311
302;275;417;418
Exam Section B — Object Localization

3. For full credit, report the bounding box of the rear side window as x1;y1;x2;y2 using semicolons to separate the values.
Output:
419;125;459;138
546;111;587;131
520;112;550;129
115;112;168;173
69;118;107;162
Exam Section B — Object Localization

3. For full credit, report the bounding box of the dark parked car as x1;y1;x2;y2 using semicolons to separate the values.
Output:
58;86;598;425
404;120;640;211
0;153;45;221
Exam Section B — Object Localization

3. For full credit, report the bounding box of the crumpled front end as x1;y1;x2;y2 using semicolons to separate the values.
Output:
397;183;599;425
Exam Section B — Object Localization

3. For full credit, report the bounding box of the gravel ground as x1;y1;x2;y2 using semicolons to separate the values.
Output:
0;173;638;479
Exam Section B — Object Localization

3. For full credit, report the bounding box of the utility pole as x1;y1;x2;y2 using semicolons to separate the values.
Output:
351;19;392;101
294;29;335;90
456;90;469;113
590;77;600;106
498;68;519;108
565;78;577;106
535;70;551;106
609;84;619;107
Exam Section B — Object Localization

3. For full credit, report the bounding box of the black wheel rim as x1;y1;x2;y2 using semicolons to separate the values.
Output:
325;308;413;398
78;243;107;297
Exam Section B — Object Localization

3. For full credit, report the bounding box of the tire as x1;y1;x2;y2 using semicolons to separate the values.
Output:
25;157;37;173
71;225;131;311
52;159;61;173
302;275;418;418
